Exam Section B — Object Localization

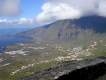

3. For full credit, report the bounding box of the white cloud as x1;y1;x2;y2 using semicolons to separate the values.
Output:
0;19;8;23
0;0;20;16
0;18;34;25
18;18;34;25
98;0;106;17
36;2;82;24
36;0;106;24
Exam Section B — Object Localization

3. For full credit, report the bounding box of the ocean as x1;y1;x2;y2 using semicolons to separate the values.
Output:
0;36;30;53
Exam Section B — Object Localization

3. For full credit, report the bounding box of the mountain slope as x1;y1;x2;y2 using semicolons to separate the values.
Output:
19;16;106;45
22;57;106;80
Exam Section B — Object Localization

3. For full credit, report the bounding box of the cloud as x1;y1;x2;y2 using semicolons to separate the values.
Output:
0;18;34;26
36;2;82;24
0;19;8;23
18;18;34;25
0;0;20;16
36;0;106;24
98;0;106;17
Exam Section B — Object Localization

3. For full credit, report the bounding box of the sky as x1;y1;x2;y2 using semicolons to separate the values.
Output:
0;0;106;28
0;0;44;18
16;0;44;18
0;0;45;28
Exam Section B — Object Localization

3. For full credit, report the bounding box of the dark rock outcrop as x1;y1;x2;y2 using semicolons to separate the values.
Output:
21;57;106;80
56;61;106;80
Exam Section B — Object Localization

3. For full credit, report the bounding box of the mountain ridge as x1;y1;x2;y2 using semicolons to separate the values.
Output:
19;16;106;44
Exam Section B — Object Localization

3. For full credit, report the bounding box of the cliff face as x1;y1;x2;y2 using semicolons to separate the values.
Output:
21;57;106;80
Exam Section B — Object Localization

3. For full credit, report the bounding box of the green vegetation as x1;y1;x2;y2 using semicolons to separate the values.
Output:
0;32;106;80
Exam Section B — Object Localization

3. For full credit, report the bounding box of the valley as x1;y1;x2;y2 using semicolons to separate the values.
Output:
0;38;105;80
0;16;106;80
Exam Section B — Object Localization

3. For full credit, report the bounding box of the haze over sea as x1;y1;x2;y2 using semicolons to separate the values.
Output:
0;28;31;53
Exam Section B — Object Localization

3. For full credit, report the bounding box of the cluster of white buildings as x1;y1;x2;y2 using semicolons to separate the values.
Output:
11;63;35;75
5;50;29;55
28;47;46;50
0;58;3;63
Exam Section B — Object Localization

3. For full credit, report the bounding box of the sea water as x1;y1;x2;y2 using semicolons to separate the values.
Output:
0;36;30;53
